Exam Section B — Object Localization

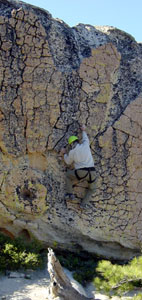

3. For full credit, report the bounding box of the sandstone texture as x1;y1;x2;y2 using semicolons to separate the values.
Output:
0;0;142;260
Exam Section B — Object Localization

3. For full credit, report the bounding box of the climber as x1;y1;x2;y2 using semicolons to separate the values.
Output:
60;125;96;207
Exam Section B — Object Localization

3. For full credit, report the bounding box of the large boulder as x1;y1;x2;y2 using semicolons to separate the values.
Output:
0;0;142;260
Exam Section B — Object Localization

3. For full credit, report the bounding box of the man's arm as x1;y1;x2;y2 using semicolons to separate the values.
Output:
64;150;74;165
81;125;90;145
60;148;74;165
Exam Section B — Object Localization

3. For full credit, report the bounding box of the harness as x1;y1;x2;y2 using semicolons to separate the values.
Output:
75;167;96;184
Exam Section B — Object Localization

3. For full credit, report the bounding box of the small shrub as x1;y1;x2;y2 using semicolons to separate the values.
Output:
93;257;142;296
132;294;142;300
56;251;98;285
0;233;45;272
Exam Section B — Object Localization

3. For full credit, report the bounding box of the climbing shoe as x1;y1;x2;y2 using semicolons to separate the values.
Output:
64;193;75;201
80;201;89;209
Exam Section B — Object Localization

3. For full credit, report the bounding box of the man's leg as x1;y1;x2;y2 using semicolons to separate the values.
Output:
65;169;77;197
81;182;95;205
81;171;96;206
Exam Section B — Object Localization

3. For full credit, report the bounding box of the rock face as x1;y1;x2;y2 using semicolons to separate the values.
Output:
0;0;142;260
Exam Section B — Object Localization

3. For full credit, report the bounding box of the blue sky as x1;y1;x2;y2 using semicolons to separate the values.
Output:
24;0;141;42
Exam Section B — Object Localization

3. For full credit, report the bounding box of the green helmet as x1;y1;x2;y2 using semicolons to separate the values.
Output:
68;135;78;145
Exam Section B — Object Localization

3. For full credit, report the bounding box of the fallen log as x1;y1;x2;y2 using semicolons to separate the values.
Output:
47;248;97;300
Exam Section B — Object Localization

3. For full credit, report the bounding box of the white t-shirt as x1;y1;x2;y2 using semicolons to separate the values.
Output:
64;131;94;170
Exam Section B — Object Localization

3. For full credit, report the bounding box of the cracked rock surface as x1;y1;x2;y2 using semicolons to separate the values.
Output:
0;0;142;260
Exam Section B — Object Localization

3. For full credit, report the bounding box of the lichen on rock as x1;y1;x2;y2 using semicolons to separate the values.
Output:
0;0;142;260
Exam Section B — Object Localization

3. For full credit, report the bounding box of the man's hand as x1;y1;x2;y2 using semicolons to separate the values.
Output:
81;125;86;131
60;147;66;155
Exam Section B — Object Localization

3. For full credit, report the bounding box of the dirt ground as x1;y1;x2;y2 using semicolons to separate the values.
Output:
0;268;141;300
0;269;50;300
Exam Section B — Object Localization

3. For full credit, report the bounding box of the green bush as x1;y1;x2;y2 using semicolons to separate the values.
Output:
131;294;142;300
0;233;45;272
57;251;98;285
56;249;142;298
93;257;142;296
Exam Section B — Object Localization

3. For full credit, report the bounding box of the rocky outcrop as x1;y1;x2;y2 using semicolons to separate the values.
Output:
0;0;142;260
47;248;94;300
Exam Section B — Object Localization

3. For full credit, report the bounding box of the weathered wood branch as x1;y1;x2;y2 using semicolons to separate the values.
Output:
47;248;96;300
